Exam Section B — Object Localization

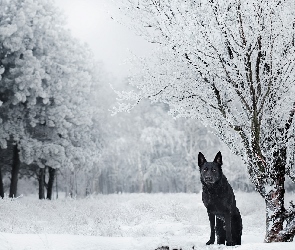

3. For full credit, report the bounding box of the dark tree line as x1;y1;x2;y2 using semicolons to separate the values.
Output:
0;140;56;199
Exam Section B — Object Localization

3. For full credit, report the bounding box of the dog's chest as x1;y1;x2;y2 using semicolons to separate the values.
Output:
202;191;229;216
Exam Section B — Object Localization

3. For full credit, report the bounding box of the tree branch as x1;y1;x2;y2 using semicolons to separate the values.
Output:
237;0;247;47
284;103;295;136
255;35;262;97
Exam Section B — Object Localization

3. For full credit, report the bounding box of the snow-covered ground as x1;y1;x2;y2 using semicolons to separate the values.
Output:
0;192;294;250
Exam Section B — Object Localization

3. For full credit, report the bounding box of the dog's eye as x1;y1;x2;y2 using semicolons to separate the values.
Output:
212;169;216;172
203;168;207;172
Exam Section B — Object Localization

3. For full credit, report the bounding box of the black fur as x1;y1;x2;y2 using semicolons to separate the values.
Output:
198;152;242;246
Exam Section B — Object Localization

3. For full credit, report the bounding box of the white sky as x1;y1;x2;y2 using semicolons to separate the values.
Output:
55;0;155;80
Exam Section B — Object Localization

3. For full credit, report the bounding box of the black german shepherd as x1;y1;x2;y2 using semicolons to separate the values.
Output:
198;151;242;246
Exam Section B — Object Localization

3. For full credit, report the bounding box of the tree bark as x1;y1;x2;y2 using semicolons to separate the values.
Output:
264;147;295;242
0;166;4;198
55;170;58;199
38;167;45;199
46;167;56;200
9;144;20;198
264;179;285;242
264;184;295;242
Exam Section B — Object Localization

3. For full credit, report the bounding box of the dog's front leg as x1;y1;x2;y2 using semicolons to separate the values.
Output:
225;214;234;246
206;211;215;245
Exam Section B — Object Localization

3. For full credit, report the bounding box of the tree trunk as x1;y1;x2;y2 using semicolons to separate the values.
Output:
264;148;295;242
264;181;285;242
0;166;4;198
264;184;295;242
9;144;20;198
46;167;56;200
137;153;144;192
55;170;58;199
38;167;45;199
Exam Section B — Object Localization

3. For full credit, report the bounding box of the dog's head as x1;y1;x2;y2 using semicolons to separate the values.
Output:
198;151;223;185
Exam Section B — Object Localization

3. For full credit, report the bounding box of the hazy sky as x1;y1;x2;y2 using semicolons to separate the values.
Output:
56;0;155;80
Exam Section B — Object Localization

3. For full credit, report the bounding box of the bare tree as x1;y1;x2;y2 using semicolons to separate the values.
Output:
115;0;295;242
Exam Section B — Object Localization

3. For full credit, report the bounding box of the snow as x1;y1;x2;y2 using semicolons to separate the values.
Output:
0;192;294;250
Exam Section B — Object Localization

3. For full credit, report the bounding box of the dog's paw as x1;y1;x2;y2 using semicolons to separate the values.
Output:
226;241;235;246
206;239;214;245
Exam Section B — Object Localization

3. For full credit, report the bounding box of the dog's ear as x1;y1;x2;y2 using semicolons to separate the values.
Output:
198;152;207;167
214;151;223;165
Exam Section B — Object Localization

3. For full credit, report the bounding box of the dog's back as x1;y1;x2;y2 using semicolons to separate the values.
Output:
198;152;242;246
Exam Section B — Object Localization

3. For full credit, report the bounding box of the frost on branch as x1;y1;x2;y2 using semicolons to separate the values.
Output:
114;0;295;242
0;0;103;175
111;86;143;114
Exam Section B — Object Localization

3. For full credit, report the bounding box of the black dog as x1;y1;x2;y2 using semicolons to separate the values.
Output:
198;152;242;246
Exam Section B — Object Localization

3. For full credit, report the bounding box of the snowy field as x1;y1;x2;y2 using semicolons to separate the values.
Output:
0;192;294;250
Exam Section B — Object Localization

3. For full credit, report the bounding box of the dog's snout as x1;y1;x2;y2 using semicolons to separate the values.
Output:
205;176;213;182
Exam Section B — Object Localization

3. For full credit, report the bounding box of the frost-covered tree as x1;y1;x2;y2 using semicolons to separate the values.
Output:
115;0;295;242
0;0;102;198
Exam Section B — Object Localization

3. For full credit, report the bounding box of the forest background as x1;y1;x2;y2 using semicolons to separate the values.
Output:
1;0;295;201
